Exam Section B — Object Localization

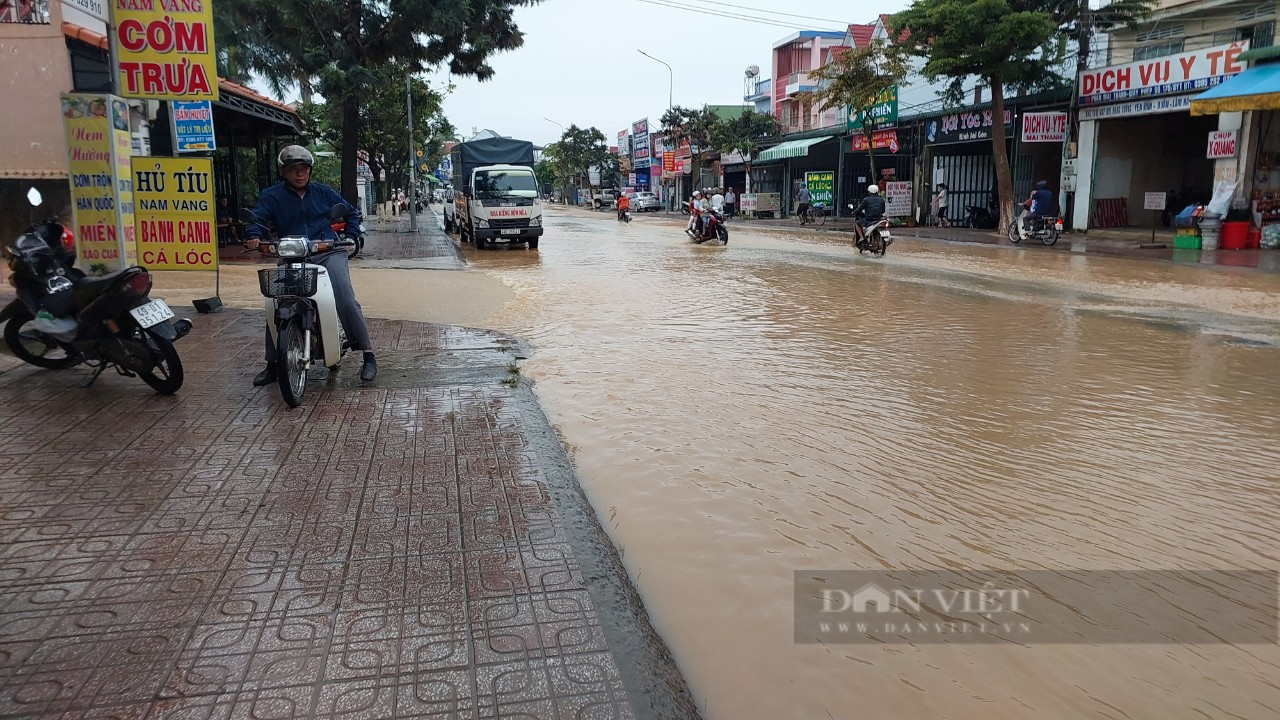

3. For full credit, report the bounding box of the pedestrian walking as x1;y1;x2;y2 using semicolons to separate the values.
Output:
934;183;950;227
724;186;737;217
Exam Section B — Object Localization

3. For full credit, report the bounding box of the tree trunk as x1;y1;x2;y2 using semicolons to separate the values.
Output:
340;93;360;205
989;76;1015;233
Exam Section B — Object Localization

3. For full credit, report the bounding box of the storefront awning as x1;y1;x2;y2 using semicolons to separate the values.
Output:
422;174;442;185
1190;63;1280;115
754;137;829;162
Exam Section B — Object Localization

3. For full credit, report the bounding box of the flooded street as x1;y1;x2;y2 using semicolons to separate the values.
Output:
464;208;1280;719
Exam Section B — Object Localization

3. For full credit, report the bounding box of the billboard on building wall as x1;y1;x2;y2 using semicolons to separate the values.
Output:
631;117;650;170
1021;112;1067;143
1077;41;1248;106
925;109;1013;145
848;85;898;132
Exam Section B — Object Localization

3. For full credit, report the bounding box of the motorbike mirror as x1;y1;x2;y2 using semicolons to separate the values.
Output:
27;188;42;207
239;208;261;224
328;204;347;220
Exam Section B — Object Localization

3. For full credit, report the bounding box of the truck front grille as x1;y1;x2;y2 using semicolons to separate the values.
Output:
490;219;529;229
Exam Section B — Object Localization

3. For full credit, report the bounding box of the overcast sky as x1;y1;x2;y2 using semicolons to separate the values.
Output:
417;0;913;146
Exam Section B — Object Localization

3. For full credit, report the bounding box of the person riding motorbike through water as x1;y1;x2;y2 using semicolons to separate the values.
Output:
1020;180;1055;239
616;190;630;221
851;184;887;250
244;145;378;384
686;190;704;235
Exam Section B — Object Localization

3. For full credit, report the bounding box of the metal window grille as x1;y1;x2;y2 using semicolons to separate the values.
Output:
1136;24;1184;42
1133;40;1185;61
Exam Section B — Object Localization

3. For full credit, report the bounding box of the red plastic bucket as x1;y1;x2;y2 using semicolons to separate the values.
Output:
1220;221;1248;250
1247;227;1262;249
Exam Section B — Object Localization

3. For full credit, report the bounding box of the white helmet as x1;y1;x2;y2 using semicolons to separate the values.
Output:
277;144;314;168
867;184;880;195
693;190;702;197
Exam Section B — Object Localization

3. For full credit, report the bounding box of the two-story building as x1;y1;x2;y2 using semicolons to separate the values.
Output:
1070;0;1273;231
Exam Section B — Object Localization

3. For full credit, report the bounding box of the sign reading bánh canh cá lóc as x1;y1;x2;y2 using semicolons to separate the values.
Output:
114;0;218;101
131;157;217;270
62;93;137;275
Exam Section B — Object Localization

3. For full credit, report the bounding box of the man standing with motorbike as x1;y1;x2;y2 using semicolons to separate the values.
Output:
851;184;887;250
244;145;378;384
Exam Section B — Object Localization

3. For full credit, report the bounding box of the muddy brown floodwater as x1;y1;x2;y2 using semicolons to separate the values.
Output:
463;208;1280;720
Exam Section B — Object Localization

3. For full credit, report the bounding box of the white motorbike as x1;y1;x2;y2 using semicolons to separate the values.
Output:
244;206;354;407
849;204;892;257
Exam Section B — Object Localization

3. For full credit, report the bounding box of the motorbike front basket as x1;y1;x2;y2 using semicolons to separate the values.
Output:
258;267;319;298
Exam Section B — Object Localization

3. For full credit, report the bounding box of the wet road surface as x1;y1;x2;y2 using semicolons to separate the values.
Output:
461;205;1280;720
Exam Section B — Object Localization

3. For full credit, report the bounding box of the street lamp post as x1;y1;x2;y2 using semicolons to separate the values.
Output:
542;118;568;204
636;49;672;110
637;50;674;210
406;73;417;233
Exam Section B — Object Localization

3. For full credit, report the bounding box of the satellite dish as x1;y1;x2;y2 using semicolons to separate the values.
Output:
745;65;759;77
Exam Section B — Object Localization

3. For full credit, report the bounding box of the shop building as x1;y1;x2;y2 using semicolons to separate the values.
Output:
1070;0;1273;229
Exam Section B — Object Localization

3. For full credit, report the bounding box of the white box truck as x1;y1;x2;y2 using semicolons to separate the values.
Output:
450;138;544;249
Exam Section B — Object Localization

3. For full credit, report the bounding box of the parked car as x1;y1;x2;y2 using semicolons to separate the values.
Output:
592;189;618;209
442;189;457;232
631;191;660;212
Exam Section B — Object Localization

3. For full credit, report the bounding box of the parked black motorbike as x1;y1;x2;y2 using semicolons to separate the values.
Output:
964;200;1000;229
0;188;191;394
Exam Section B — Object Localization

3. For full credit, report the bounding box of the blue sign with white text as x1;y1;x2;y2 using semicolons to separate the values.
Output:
171;101;215;152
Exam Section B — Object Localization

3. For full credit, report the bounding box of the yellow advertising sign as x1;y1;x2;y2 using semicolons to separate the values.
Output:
62;93;135;275
113;0;218;101
132;157;217;271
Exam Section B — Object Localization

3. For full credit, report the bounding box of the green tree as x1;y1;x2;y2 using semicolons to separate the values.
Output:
715;110;778;193
297;61;454;204
554;125;610;189
804;43;908;179
660;106;725;191
533;158;557;196
222;0;539;203
890;0;1152;228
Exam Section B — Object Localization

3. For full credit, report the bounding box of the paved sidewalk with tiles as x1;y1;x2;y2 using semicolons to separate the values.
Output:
0;300;696;718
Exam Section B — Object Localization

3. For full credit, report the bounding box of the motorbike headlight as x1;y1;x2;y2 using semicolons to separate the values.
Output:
529;216;542;227
276;237;308;258
474;218;489;228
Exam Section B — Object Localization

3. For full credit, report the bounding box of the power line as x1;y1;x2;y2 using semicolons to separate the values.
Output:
632;0;844;31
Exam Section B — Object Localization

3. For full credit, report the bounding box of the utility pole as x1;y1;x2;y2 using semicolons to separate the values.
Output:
407;73;417;233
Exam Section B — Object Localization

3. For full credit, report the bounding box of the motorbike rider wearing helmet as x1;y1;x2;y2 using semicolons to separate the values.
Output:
1020;180;1055;239
851;184;887;249
686;190;704;235
616;190;630;221
244;145;378;383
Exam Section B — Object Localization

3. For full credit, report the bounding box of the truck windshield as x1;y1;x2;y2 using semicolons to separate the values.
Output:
474;170;538;199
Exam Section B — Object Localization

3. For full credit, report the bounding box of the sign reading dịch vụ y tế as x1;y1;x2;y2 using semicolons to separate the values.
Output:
114;0;218;101
1077;41;1247;107
132;157;217;271
62;93;137;275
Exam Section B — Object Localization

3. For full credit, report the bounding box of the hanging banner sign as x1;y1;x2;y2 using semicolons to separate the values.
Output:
1021;112;1067;142
1078;41;1247;106
885;181;912;217
131;156;216;270
170;100;215;152
1207;130;1238;159
851;129;900;152
804;171;835;207
62;93;136;275
663;151;676;172
631;117;651;169
114;0;218;101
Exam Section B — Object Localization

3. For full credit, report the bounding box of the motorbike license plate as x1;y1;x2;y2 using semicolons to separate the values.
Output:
500;229;521;236
880;231;892;239
129;299;175;328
